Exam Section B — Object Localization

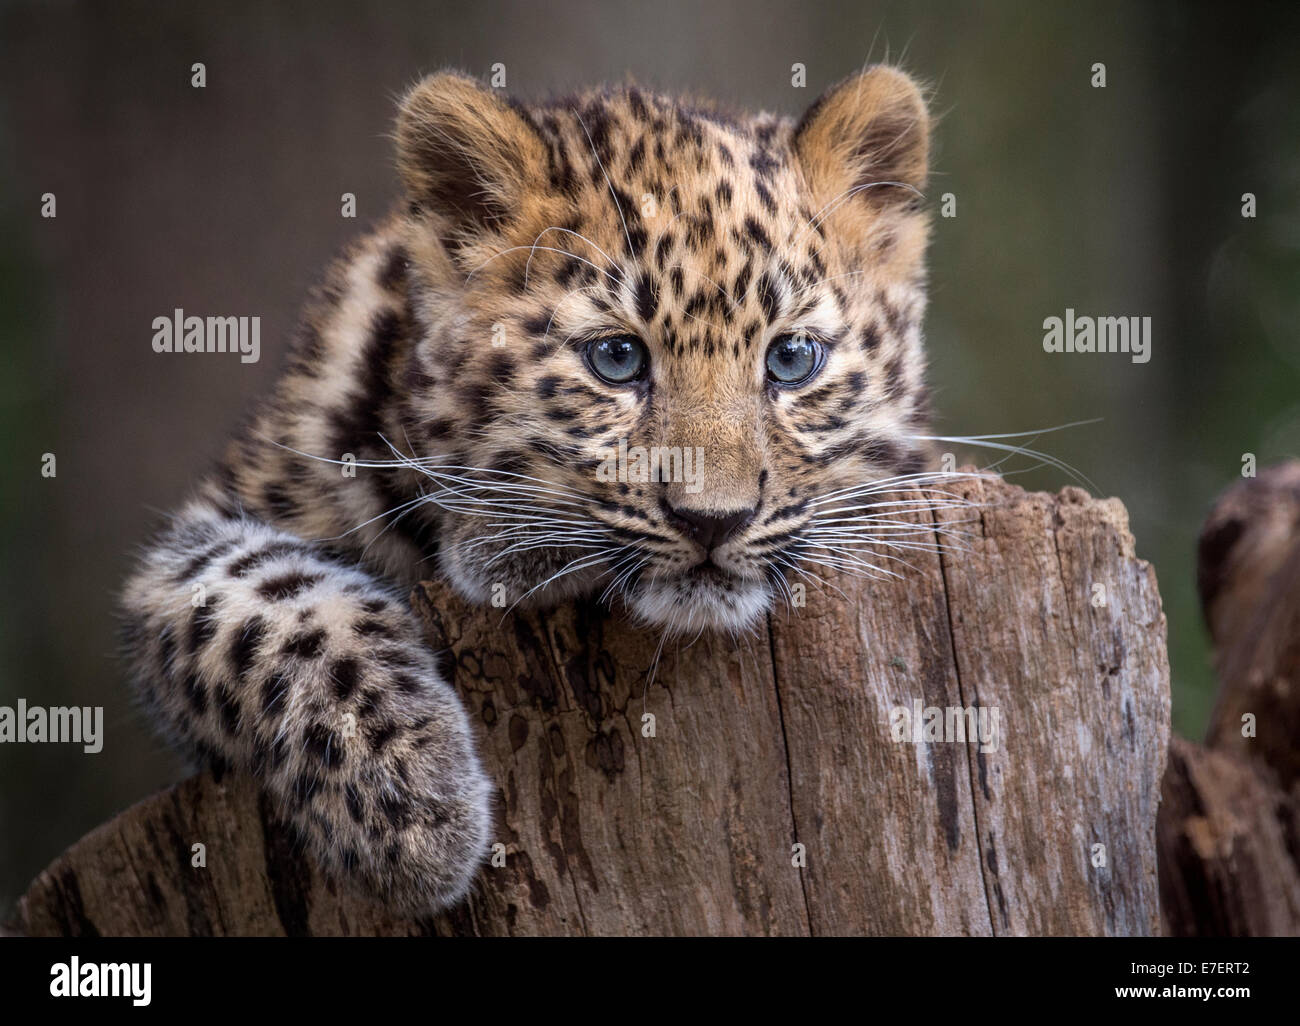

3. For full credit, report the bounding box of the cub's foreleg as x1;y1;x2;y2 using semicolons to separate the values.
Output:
121;496;490;915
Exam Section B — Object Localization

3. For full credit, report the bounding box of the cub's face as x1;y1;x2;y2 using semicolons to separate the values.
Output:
396;69;933;632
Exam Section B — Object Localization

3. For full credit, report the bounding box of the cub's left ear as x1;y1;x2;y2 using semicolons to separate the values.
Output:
793;66;930;212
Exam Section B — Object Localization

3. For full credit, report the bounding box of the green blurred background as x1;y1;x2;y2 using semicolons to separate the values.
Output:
2;0;1297;915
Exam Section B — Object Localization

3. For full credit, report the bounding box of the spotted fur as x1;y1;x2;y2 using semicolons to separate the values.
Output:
121;66;934;916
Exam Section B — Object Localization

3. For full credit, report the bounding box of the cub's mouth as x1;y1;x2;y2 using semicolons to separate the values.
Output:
684;561;731;582
623;559;773;634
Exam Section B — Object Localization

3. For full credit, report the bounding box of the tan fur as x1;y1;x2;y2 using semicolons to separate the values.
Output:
120;68;935;916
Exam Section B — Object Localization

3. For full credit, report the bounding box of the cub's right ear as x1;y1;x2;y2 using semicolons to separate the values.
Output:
395;72;549;238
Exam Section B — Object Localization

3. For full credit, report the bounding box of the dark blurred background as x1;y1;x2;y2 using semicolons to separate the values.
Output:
2;0;1297;914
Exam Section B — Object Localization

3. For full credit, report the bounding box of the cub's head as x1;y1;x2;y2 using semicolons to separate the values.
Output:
394;69;933;633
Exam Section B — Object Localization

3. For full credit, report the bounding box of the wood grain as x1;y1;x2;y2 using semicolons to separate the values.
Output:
14;474;1171;936
1157;737;1300;937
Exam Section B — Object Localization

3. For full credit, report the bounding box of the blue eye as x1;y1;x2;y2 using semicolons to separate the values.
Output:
586;335;648;384
766;332;823;385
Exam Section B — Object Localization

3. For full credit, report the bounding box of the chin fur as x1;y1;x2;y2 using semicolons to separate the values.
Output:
625;568;772;634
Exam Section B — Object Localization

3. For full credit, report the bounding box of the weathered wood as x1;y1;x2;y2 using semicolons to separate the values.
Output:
1157;461;1300;936
13;474;1171;936
1200;462;1300;787
1157;737;1300;937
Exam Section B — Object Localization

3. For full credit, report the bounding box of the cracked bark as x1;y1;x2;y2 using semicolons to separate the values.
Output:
13;473;1170;936
934;493;997;935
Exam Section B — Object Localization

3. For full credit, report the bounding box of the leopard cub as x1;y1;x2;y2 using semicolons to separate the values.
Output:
122;66;934;915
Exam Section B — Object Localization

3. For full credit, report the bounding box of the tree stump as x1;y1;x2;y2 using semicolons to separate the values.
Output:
1158;461;1300;936
12;473;1171;936
1158;737;1300;936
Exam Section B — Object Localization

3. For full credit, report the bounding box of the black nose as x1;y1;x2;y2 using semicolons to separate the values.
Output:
665;504;756;552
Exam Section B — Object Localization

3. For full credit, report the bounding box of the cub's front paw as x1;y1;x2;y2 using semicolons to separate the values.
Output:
357;728;494;916
276;661;494;918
